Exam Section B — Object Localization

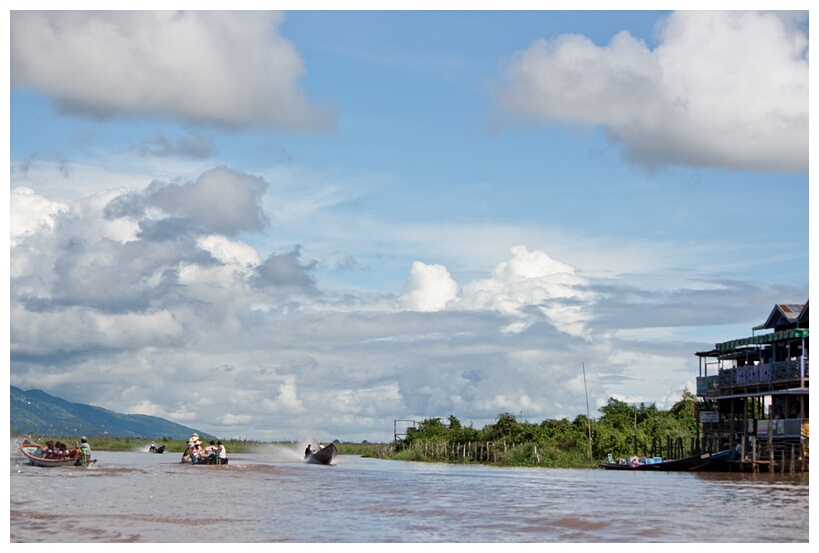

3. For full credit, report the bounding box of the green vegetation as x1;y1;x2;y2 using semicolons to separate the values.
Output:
335;442;379;456
392;391;702;467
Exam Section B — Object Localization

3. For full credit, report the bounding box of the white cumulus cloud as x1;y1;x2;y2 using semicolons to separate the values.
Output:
399;261;459;312
10;11;335;131
495;11;808;173
9;187;68;247
460;245;593;336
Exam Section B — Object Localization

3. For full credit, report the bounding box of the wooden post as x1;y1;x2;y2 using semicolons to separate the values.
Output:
802;442;807;473
741;397;748;462
752;437;758;473
789;444;795;473
769;442;774;473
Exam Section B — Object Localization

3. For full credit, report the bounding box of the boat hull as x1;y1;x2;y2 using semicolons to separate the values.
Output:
599;452;712;471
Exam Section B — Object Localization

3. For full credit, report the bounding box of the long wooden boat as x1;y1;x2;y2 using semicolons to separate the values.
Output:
693;450;771;472
149;445;165;453
19;437;96;468
305;443;337;465
599;452;712;471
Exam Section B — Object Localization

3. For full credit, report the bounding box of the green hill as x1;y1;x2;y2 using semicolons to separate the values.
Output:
10;386;210;440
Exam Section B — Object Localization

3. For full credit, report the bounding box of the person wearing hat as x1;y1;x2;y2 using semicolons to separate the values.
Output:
190;436;204;463
76;436;91;466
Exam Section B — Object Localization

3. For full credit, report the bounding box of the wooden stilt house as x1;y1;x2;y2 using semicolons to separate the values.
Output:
695;302;809;472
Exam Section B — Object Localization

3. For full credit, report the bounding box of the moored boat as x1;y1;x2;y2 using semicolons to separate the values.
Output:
599;452;712;471
692;449;775;472
19;437;96;468
305;443;337;465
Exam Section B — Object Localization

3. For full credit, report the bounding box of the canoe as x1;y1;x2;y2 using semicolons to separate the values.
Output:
305;443;337;465
599;452;712;471
19;437;96;468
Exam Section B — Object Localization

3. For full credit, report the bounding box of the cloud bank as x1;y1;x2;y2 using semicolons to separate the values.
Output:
10;167;802;441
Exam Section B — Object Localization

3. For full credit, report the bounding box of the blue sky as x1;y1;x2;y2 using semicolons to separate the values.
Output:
6;7;810;442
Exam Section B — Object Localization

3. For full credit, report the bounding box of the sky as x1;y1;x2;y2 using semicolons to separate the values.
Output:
4;6;811;443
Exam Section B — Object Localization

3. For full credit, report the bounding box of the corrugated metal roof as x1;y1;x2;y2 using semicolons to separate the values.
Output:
798;301;809;322
753;303;806;330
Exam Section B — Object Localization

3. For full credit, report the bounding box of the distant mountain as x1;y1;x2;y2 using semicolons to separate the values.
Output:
10;386;211;440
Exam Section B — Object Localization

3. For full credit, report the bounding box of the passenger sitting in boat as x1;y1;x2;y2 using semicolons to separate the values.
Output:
53;442;67;458
44;440;56;458
729;437;742;461
305;444;315;457
205;441;218;464
190;439;205;463
217;441;228;464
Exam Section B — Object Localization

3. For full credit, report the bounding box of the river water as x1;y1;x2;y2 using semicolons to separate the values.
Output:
9;445;810;543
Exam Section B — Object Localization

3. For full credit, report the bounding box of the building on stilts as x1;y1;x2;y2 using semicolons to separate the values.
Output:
695;302;808;472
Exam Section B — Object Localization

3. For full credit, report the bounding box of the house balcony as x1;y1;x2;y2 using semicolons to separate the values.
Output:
697;359;809;397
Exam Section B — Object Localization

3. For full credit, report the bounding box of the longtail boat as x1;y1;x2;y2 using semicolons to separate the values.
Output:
305;443;337;465
599;452;712;471
19;437;96;468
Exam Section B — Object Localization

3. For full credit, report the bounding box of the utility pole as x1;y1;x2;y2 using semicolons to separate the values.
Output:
582;362;593;466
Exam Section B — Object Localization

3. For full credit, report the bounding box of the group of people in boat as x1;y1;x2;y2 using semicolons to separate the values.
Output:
40;436;91;460
181;433;228;465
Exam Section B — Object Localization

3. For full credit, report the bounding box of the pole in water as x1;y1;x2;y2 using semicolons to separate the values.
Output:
582;362;593;466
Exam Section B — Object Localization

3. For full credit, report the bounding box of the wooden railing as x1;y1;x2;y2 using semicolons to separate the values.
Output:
701;359;809;391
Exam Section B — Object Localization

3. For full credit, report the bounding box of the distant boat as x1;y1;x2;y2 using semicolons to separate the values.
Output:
19;437;96;468
305;443;337;465
599;452;712;471
149;445;165;454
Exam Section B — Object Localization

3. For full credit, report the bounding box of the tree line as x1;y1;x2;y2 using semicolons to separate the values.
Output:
392;390;700;467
